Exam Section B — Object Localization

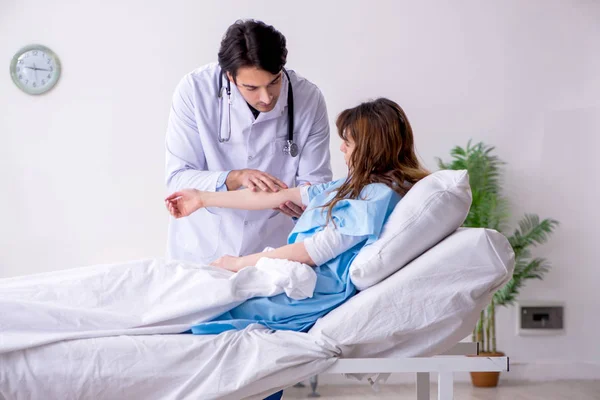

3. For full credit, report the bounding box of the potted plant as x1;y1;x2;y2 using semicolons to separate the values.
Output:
437;141;559;387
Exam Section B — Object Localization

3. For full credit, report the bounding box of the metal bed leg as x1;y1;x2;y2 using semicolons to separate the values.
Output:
437;372;453;400
307;374;320;397
416;372;430;400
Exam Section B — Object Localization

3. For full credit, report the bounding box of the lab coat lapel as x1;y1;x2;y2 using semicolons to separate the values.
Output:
230;83;255;129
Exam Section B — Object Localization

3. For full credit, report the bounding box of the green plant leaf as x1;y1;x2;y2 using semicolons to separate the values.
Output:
437;141;559;350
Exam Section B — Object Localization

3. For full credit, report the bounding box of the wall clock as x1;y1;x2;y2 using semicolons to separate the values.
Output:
10;44;61;95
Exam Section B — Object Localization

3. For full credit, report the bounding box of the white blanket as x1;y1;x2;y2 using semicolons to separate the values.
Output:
0;257;316;354
0;328;338;400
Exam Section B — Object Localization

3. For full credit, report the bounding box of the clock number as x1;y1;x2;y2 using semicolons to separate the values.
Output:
46;58;51;64
18;74;23;80
33;50;38;56
19;59;24;64
25;79;29;84
41;79;46;85
49;66;53;72
32;82;37;88
47;73;51;79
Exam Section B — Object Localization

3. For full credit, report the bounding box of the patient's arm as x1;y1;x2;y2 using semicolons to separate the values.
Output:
165;187;303;218
211;227;369;272
211;242;315;272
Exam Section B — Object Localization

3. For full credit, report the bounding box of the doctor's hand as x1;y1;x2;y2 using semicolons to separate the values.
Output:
275;202;306;218
226;169;287;192
164;189;204;218
275;182;310;218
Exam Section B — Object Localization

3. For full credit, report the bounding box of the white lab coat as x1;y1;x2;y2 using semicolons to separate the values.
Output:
165;63;332;264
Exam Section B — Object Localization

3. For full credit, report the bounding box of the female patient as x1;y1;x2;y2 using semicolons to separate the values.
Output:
165;98;429;335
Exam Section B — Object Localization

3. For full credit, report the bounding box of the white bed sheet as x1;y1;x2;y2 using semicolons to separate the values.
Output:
0;228;514;399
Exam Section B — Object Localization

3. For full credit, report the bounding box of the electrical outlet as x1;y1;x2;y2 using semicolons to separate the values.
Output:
517;301;564;336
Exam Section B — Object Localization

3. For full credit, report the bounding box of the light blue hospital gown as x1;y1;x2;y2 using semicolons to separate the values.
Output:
189;179;401;334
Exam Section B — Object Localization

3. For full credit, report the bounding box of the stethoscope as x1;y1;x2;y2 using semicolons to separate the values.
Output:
217;68;298;157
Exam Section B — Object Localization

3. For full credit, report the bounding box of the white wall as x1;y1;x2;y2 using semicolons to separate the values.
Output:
1;0;599;380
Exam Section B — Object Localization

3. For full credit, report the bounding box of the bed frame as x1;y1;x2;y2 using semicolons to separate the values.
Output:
300;342;508;399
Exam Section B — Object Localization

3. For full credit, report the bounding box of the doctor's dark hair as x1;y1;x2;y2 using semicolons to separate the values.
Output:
218;19;287;79
323;98;430;224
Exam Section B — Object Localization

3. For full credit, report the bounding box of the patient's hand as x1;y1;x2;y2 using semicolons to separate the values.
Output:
164;189;204;218
210;255;244;272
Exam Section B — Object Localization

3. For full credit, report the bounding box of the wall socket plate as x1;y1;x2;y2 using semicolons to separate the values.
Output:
516;301;565;336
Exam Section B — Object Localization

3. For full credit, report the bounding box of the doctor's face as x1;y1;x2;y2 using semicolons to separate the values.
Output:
227;67;283;113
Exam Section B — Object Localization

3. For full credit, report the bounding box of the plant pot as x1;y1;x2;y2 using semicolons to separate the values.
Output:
469;351;505;388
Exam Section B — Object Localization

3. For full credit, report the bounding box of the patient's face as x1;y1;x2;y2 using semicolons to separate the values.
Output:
340;134;355;167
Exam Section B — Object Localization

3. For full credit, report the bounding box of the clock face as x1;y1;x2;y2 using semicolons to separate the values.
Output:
10;44;61;95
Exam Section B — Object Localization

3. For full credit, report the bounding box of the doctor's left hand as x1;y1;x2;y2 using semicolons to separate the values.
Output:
274;182;310;218
275;202;306;218
164;189;204;218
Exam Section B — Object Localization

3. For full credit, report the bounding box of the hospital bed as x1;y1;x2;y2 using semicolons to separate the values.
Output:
0;171;515;399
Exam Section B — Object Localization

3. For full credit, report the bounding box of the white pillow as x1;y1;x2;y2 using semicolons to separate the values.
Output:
349;169;472;290
311;228;515;359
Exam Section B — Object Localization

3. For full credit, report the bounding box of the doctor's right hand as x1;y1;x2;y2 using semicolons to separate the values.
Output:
226;169;287;192
164;189;205;218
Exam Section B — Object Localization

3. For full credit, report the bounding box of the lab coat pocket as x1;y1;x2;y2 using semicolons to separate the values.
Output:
176;208;222;261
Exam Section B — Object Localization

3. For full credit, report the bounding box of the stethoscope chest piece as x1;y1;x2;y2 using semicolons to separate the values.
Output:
283;140;299;157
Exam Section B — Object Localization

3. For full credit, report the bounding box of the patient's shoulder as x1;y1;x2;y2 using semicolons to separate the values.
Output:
359;182;397;201
305;178;345;202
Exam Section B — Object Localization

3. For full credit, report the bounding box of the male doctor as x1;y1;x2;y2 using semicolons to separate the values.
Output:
165;19;332;264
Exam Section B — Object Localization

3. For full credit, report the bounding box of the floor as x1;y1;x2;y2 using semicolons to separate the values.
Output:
283;380;600;399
